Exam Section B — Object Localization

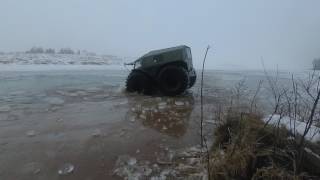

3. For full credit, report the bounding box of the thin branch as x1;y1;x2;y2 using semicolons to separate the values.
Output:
200;45;210;147
250;80;263;113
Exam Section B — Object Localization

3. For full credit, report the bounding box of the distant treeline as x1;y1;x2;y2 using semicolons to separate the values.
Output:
26;47;93;55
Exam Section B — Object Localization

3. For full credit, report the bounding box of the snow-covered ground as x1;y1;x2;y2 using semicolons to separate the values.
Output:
0;52;128;66
0;64;127;71
263;114;320;143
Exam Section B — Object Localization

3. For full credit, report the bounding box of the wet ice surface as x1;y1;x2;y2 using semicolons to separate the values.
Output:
0;68;312;180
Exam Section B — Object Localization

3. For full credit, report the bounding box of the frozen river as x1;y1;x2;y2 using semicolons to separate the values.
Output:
0;66;312;180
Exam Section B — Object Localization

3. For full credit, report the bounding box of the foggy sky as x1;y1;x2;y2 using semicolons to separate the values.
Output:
1;0;320;70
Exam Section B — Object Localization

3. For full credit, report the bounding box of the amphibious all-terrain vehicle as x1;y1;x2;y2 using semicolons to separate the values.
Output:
125;45;196;96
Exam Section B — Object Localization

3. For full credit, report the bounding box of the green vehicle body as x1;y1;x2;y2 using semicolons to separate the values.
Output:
128;45;196;88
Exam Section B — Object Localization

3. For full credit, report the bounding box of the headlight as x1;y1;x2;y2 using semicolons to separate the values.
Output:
135;61;142;68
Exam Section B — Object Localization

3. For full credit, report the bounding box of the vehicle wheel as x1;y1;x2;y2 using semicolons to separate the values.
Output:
126;71;153;94
189;75;196;88
157;66;189;96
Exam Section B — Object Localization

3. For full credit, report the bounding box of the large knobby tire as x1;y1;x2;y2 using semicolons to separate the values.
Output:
189;75;196;88
126;71;153;95
157;66;189;96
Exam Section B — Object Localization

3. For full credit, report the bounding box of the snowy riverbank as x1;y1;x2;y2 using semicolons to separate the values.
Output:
0;64;127;72
0;53;128;66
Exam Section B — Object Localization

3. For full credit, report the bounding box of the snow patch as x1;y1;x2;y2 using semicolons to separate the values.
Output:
263;114;320;143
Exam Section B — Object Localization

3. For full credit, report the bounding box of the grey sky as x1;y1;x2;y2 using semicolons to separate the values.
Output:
1;0;320;70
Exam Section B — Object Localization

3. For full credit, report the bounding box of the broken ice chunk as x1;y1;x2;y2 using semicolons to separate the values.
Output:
58;163;74;175
158;102;167;106
139;114;146;120
158;102;167;110
118;100;128;105
0;105;11;112
130;118;136;122
86;87;101;93
174;101;184;106
205;120;215;124
26;130;36;137
45;97;65;105
128;157;137;166
92;129;101;137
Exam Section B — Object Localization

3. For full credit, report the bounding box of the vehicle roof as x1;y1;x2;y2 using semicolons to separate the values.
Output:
141;45;189;58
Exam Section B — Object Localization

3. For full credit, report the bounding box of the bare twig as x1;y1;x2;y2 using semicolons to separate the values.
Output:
200;45;211;180
200;45;210;147
250;80;263;113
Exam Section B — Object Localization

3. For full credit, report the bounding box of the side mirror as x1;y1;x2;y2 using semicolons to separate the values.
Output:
124;62;134;66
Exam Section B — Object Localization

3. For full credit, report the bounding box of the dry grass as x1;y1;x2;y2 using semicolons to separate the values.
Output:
252;166;301;180
209;112;318;180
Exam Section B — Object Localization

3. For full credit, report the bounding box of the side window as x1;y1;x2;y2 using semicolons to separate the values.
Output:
153;55;163;62
186;48;192;59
